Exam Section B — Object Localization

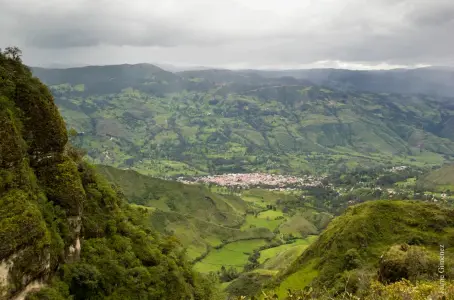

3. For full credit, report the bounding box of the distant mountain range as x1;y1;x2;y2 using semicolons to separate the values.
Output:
33;64;454;97
250;67;454;98
31;64;454;175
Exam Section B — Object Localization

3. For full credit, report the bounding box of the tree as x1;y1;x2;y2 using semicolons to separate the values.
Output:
3;46;22;61
68;128;78;138
218;266;239;282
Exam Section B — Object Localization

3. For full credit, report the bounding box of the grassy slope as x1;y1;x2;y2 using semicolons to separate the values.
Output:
270;200;454;298
96;165;270;260
194;239;268;273
96;165;331;276
419;164;454;191
259;236;318;269
97;165;247;224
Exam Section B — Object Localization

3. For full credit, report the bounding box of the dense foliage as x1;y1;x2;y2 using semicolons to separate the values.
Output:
27;165;222;300
0;48;221;300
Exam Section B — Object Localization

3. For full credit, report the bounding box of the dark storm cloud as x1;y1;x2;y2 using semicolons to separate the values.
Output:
0;0;264;48
0;0;453;68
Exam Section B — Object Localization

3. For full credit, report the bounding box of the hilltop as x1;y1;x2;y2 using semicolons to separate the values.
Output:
267;200;454;298
31;64;454;176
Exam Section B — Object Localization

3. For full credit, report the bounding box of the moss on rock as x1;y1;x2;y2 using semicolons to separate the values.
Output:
36;156;85;217
0;190;49;260
0;107;25;169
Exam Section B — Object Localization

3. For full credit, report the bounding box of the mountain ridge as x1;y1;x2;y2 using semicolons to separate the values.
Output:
33;64;454;97
34;64;454;176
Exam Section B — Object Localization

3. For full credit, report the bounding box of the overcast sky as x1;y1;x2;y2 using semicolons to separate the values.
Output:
1;0;453;69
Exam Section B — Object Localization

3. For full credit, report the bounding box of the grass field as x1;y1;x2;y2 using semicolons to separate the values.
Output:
258;210;284;219
194;239;268;273
241;189;300;206
259;236;318;265
270;260;319;299
419;164;454;191
279;215;319;237
240;214;284;231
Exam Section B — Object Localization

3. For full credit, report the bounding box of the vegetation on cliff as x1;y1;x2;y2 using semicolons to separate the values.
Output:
0;48;221;300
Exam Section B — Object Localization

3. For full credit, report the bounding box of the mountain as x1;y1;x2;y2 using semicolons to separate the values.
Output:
0;49;220;299
248;67;454;98
265;200;454;298
32;64;187;95
154;63;217;72
31;64;454;176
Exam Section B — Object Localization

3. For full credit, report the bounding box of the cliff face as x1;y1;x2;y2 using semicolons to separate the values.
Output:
0;49;76;299
0;49;219;300
0;49;83;299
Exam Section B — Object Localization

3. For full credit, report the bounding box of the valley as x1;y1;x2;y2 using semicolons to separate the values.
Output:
2;49;454;300
96;162;454;298
96;165;331;273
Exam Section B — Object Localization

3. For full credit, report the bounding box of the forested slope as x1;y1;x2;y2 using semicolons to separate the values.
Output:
0;48;220;300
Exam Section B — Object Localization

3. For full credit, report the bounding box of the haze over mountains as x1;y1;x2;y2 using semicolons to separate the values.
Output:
33;64;454;97
30;63;454;177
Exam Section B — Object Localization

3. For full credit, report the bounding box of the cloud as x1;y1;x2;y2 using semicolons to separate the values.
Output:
0;0;453;68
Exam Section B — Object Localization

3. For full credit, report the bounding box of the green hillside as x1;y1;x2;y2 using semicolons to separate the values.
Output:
267;200;454;298
419;164;454;192
97;165;247;226
32;65;454;176
96;165;265;260
0;48;221;299
95;166;333;283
